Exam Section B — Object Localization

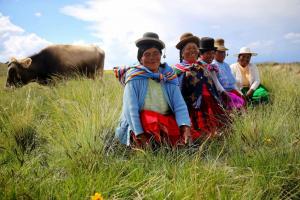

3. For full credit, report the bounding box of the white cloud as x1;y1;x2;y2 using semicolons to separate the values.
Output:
61;0;177;67
1;0;300;64
0;13;51;62
0;14;24;36
35;12;42;17
211;25;221;30
284;32;300;43
71;40;103;47
245;40;275;56
1;33;51;60
284;32;300;40
247;40;274;49
71;40;88;45
60;0;300;67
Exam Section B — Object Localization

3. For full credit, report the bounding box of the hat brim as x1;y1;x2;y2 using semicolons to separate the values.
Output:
199;47;217;51
215;46;229;51
234;52;258;57
135;38;165;49
176;36;200;49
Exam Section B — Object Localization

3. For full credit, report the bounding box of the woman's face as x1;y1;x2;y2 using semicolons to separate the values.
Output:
182;42;199;63
200;50;215;64
238;54;251;67
140;47;161;72
214;50;226;63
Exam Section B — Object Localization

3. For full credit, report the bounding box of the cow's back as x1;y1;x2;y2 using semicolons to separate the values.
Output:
37;44;105;78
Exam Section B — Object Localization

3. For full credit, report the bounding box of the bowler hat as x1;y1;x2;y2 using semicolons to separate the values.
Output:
214;38;228;51
135;32;165;49
176;32;200;50
199;37;217;51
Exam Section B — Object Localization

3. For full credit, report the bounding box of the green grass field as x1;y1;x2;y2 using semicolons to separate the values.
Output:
0;63;300;199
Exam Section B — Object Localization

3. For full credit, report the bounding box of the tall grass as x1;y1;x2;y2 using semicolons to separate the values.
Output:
0;64;299;199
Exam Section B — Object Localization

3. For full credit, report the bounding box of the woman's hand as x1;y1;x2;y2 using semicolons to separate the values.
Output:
180;125;192;146
136;133;148;146
246;89;254;98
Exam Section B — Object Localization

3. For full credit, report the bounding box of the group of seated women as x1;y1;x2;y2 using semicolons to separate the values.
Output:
114;32;270;148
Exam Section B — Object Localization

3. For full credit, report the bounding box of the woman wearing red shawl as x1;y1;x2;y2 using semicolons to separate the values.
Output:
174;33;228;138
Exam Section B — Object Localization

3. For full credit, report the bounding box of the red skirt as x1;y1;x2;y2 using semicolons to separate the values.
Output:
190;85;227;137
131;110;185;146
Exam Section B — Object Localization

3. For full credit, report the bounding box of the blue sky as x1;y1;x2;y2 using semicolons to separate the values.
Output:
1;0;300;69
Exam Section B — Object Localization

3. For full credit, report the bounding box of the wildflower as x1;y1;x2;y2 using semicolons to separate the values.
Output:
265;138;271;143
91;192;104;200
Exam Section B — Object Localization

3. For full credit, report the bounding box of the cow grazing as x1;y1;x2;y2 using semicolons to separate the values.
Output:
6;44;105;87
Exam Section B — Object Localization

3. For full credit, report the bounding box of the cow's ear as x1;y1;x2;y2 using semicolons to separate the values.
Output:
10;57;18;63
21;58;32;68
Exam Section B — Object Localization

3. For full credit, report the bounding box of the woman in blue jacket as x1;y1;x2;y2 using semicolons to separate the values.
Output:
114;32;191;148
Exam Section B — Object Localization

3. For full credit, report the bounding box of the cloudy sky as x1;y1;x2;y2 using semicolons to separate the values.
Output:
1;0;300;68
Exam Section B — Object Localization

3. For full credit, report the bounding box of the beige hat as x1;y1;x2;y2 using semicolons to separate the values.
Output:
214;38;228;51
234;47;258;56
176;32;200;50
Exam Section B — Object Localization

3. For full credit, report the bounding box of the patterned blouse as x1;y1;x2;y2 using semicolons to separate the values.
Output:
174;60;221;109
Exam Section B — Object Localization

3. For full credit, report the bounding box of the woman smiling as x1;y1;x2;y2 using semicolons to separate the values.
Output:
114;32;191;148
230;47;269;105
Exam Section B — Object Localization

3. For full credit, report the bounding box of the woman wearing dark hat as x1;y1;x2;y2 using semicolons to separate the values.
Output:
174;33;227;138
230;47;269;104
212;38;246;110
114;32;191;148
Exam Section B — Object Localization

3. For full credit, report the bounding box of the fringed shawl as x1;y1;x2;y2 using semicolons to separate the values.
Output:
113;63;178;86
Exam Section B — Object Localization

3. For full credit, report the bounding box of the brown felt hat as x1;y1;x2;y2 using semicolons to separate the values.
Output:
176;32;200;50
214;38;228;51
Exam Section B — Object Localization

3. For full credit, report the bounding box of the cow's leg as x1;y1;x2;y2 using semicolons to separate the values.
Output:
98;68;104;79
92;65;103;80
97;51;105;79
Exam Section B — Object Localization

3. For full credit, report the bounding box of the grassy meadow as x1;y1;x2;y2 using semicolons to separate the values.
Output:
0;63;300;199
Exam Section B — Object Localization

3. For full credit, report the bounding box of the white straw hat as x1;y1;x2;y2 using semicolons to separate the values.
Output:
234;47;257;56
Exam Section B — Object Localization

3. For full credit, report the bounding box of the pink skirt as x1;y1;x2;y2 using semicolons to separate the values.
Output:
226;90;246;110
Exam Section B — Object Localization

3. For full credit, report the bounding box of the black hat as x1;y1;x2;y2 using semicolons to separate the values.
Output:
199;37;217;51
135;32;165;49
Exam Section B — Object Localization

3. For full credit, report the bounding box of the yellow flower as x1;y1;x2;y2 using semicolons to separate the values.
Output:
265;138;271;143
91;192;104;200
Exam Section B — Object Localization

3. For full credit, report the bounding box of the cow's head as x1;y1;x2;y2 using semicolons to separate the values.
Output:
6;57;32;87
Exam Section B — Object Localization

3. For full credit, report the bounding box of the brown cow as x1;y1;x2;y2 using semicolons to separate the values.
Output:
6;44;105;87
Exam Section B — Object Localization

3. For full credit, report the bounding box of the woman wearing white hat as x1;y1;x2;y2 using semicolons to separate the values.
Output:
230;47;269;104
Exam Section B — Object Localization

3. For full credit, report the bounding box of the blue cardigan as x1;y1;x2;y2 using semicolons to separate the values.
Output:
115;78;191;145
